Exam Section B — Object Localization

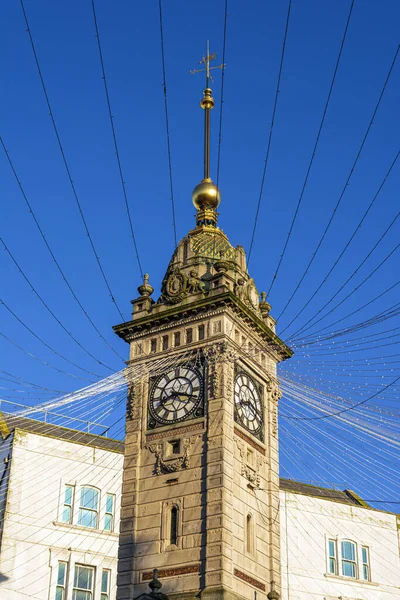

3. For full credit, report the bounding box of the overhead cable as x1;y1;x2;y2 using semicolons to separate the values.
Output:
247;0;292;264
0;236;116;372
282;149;400;337
277;42;400;322
19;0;125;321
157;0;177;247
216;0;229;189
266;0;355;297
91;0;145;273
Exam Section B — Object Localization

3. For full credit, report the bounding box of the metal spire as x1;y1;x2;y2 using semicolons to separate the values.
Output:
190;42;225;228
190;41;225;180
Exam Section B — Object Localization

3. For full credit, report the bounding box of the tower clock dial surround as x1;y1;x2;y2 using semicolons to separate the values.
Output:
234;371;264;440
148;365;204;427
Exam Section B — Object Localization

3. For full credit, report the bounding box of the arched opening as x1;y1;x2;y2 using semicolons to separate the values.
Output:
246;513;253;553
170;506;178;546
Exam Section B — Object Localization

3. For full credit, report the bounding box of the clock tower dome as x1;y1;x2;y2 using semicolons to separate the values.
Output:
113;46;293;600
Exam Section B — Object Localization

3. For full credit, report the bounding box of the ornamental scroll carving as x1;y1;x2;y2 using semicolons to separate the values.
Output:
267;382;282;438
127;383;142;421
147;436;200;475
206;342;235;399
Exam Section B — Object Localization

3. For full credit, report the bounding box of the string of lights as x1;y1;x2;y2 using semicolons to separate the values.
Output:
292;243;400;345
284;373;400;421
0;369;67;394
0;297;103;379
91;0;144;275
291;282;400;346
0;329;94;382
281;149;400;337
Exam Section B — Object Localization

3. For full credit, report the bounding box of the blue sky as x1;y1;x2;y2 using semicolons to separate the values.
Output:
1;1;399;502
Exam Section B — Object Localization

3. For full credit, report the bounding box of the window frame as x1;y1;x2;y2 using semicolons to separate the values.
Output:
104;493;115;532
78;486;100;529
170;505;179;546
161;499;182;551
101;568;111;600
55;561;67;600
198;324;205;341
60;484;74;524
361;545;370;581
341;540;358;579
72;564;95;600
328;538;337;575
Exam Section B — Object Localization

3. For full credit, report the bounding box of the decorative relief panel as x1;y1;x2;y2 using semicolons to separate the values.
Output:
146;435;200;475
267;382;282;438
142;564;200;581
234;437;263;490
126;382;142;423
160;267;205;304
145;422;204;443
233;568;265;591
234;427;265;456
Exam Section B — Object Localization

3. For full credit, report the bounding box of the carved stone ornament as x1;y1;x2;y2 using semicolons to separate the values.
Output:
160;266;206;304
206;342;236;399
147;436;199;475
267;382;282;403
234;438;263;490
126;385;138;420
126;386;134;420
235;277;263;318
271;404;278;438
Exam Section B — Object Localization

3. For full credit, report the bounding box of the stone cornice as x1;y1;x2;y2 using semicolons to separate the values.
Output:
113;291;293;361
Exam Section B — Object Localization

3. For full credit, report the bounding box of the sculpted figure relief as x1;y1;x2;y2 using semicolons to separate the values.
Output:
161;267;206;304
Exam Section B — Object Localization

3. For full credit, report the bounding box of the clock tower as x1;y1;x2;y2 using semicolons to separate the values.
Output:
114;47;292;600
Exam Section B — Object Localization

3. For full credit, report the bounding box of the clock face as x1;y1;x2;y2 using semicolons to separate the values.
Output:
234;372;263;438
149;365;203;426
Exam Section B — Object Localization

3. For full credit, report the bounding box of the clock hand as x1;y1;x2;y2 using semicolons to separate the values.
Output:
241;400;256;416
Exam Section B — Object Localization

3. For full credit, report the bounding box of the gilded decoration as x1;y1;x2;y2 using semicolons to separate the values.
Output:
147;435;200;475
160;266;206;305
190;230;235;260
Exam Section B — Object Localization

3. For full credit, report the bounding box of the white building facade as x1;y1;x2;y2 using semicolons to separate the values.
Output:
0;419;399;600
0;417;123;600
280;479;400;600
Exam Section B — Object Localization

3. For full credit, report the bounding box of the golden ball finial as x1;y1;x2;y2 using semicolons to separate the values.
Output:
192;178;221;210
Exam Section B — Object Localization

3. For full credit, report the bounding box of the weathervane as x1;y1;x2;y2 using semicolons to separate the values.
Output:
190;42;224;229
190;40;225;86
